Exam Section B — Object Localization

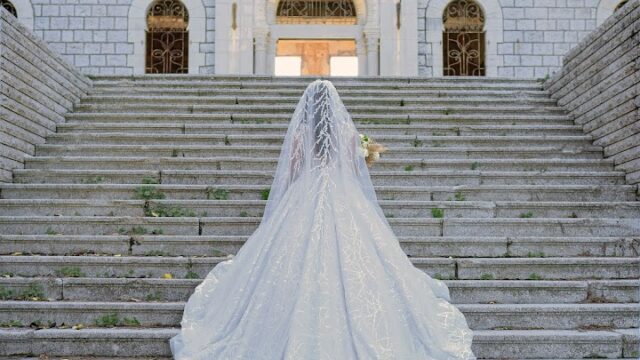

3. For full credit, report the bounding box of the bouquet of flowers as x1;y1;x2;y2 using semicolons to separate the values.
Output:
359;133;387;167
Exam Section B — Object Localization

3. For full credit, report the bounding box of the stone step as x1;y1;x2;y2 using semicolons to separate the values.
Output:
2;276;636;304
1;301;637;331
0;328;636;358
0;234;636;258
80;94;557;106
55;122;586;137
64;112;574;126
86;87;552;98
0;214;638;237
12;169;628;186
2;184;634;202
35;144;605;160
89;76;544;89
1;199;639;219
0;255;637;280
73;103;566;115
42;133;594;148
23;156;616;173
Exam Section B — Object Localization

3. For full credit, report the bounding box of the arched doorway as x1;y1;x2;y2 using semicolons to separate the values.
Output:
1;0;17;17
442;0;485;76
614;0;628;11
145;0;189;74
272;0;360;76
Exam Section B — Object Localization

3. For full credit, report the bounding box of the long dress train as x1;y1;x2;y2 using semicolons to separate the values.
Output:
169;80;475;360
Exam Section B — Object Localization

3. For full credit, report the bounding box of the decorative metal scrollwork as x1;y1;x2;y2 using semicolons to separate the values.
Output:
1;0;17;18
443;0;485;76
276;0;357;24
146;0;189;74
614;0;628;11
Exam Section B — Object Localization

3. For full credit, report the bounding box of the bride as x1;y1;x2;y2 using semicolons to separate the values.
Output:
170;80;475;359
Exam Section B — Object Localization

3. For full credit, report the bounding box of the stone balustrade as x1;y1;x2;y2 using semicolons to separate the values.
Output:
0;8;91;183
545;0;640;185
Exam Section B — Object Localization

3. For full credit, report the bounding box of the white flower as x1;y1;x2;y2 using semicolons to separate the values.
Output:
361;148;369;157
371;152;380;161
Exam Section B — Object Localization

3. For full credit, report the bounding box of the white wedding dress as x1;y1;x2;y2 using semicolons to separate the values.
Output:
170;80;475;359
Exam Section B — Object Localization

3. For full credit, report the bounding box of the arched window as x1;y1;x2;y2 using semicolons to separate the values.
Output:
276;0;357;24
146;0;189;74
614;0;628;11
442;0;485;76
1;0;17;17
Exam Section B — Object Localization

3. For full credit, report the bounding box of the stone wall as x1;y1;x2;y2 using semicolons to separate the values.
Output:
418;0;611;78
29;0;215;75
0;8;91;183
544;0;639;184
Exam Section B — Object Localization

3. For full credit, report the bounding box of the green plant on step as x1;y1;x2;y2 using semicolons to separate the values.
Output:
239;211;249;217
261;188;271;200
527;251;545;258
141;176;158;185
18;284;45;301
206;187;229;200
404;165;414;172
151;228;164;235
0;320;22;327
519;211;534;218
527;273;543;280
185;271;200;279
432;273;443;280
80;176;105;184
145;291;164;302
123;317;141;326
443;109;451;115
568;212;578;218
454;192;466;201
171;149;179;157
470;162;478;170
95;313;119;327
45;227;59;235
431;208;444;218
224;135;231;145
133;186;165;200
0;286;14;300
131;226;148;235
480;273;494;280
411;136;423;147
145;204;196;218
146;250;169;256
56;266;84;278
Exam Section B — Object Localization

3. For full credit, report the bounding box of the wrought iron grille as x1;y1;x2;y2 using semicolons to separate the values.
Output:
276;0;357;24
145;0;189;74
1;0;17;17
442;0;485;76
615;0;628;11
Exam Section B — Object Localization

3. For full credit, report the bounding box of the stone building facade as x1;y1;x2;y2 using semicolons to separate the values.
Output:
0;0;629;77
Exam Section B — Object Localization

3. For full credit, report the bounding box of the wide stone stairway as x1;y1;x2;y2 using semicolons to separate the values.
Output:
0;76;638;359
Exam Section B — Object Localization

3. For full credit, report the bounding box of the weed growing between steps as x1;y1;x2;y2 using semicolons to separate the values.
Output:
0;284;45;301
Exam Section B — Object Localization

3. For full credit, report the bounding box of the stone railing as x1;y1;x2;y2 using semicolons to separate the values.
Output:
0;8;91;182
544;0;639;185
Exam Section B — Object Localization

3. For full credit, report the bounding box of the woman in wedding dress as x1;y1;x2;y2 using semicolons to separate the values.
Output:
170;80;475;359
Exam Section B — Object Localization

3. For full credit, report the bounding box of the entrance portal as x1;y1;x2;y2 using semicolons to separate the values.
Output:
275;39;358;76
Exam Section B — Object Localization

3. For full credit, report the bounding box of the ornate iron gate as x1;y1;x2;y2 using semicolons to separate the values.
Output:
276;0;357;24
442;0;485;76
145;0;189;74
1;0;17;17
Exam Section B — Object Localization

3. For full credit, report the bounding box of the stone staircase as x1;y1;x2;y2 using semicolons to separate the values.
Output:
0;76;638;359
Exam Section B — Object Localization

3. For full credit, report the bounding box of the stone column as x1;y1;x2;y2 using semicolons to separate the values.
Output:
254;28;269;75
365;31;379;76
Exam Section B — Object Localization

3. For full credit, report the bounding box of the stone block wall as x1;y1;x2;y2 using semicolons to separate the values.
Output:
29;0;215;75
0;8;91;182
545;0;639;184
418;0;610;78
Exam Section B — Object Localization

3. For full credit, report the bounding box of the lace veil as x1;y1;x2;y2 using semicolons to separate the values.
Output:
263;79;381;221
